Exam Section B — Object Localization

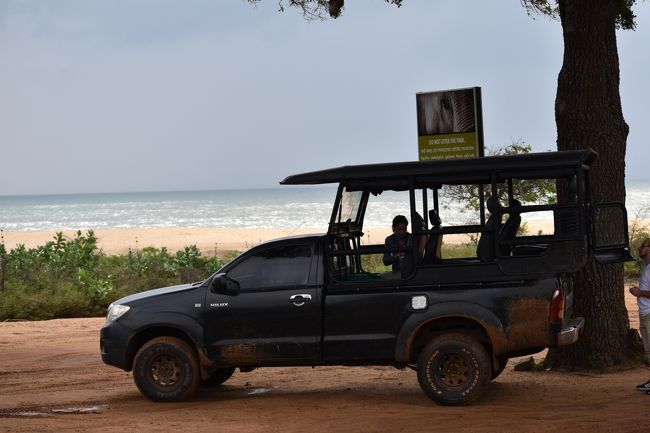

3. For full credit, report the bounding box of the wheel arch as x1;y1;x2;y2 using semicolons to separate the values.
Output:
125;319;210;374
395;302;508;365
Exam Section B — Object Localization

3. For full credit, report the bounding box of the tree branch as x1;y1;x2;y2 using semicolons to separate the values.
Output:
249;0;402;20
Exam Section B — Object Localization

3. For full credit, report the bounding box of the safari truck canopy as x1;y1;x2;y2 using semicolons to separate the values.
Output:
282;149;631;284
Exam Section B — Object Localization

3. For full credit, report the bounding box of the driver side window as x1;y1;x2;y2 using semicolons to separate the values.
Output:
228;244;313;291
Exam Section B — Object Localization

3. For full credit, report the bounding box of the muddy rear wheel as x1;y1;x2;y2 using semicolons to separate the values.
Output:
416;333;491;405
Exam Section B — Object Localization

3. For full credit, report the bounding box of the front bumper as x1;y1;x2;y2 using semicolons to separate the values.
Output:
557;317;585;347
100;320;135;371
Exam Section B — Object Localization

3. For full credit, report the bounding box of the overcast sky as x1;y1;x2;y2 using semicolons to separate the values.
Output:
1;0;648;196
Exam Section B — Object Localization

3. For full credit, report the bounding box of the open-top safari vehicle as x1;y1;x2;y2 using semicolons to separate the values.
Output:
101;149;631;405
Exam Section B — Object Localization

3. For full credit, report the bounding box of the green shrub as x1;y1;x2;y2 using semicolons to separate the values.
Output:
0;231;231;321
442;242;476;259
625;209;650;278
360;253;391;273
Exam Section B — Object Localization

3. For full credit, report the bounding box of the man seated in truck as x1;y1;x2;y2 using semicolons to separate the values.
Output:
383;215;412;272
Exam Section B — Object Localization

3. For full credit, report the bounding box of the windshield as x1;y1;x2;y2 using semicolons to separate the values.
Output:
337;187;363;224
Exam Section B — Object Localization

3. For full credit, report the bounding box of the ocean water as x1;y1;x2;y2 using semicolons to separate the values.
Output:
0;188;336;232
1;181;649;232
626;180;650;220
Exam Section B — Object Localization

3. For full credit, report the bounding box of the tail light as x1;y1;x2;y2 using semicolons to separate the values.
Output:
549;286;565;324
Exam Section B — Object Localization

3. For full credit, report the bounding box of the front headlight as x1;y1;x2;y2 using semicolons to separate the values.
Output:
106;304;130;324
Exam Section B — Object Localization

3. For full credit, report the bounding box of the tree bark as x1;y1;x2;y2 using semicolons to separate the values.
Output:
546;0;634;369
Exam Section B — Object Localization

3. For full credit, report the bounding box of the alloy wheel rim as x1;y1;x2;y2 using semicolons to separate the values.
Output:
435;353;471;388
150;355;181;387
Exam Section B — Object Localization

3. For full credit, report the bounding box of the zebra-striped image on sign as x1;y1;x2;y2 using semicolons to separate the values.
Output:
416;87;484;161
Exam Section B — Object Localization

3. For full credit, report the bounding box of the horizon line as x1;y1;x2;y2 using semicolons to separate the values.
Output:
1;178;649;199
0;185;337;199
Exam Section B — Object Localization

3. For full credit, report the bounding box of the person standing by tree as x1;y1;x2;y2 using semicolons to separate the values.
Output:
631;238;650;392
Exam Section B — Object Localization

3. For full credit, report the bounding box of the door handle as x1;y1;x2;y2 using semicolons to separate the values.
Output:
289;294;312;306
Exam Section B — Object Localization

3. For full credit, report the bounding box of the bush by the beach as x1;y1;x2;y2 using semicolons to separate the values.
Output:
623;207;650;278
625;223;650;278
0;231;231;321
2;222;645;321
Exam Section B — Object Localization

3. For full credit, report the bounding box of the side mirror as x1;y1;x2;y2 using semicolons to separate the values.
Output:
211;273;240;295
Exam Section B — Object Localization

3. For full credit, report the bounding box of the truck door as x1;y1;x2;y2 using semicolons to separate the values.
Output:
592;202;634;264
204;242;322;365
323;285;409;362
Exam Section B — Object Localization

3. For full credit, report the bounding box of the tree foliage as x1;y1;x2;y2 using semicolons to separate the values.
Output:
249;0;636;26
251;0;637;30
520;0;637;29
248;0;402;19
442;141;556;216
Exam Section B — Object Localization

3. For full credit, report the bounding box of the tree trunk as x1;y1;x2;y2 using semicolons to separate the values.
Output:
546;0;634;369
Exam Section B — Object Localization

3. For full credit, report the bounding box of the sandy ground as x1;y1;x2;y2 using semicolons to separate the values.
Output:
0;221;558;255
0;289;648;433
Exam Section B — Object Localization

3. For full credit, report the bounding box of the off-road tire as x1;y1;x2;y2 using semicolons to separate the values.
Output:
201;367;236;387
133;336;200;402
416;333;491;405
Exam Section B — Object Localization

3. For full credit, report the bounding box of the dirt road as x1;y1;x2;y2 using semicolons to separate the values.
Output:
1;295;649;433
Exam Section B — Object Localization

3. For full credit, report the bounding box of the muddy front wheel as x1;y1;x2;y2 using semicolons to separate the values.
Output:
133;336;200;402
416;333;491;405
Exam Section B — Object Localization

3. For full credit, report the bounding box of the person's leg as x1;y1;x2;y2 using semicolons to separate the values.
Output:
640;313;650;363
637;313;650;391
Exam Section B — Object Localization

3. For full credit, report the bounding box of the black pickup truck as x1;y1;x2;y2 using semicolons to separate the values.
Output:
100;149;631;405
